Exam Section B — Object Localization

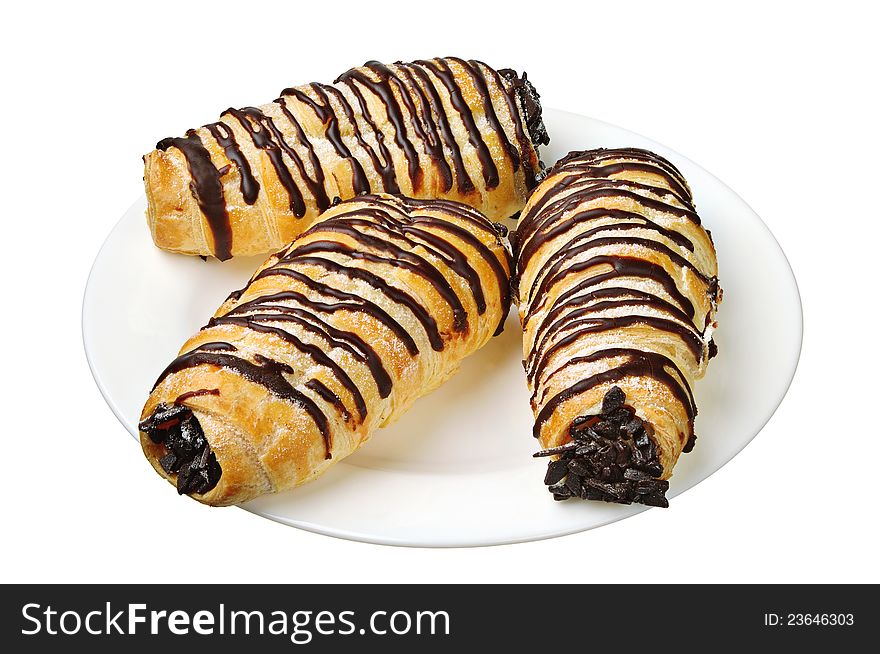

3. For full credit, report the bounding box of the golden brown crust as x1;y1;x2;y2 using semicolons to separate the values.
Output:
140;194;511;505
145;58;544;260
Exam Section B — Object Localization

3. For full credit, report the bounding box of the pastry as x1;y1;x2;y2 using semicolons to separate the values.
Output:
145;58;549;260
139;194;512;505
514;148;720;507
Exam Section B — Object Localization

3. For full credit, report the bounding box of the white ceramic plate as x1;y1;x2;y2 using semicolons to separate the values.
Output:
83;108;802;547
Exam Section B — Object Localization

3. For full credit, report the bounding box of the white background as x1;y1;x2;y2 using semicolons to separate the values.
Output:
2;0;878;583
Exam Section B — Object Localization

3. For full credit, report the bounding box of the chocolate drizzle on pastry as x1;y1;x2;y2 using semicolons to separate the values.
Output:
153;58;545;259
517;148;721;506
155;132;234;261
535;386;670;507
153;342;332;454
222;107;308;217
336;62;423;191
203;121;260;205
415;59;500;190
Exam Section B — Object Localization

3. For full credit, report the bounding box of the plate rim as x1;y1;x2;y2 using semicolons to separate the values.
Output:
83;196;147;440
82;107;804;548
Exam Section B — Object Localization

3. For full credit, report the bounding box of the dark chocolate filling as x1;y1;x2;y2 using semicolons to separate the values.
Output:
498;69;550;149
534;386;678;508
139;404;222;496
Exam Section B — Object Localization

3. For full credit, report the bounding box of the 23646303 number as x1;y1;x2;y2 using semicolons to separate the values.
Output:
764;613;854;626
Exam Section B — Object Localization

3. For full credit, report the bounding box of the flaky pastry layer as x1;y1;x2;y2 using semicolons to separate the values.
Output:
145;58;548;260
515;148;720;506
140;194;511;505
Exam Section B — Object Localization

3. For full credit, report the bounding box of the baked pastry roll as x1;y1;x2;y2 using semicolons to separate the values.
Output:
514;148;720;507
139;194;512;505
145;57;548;260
